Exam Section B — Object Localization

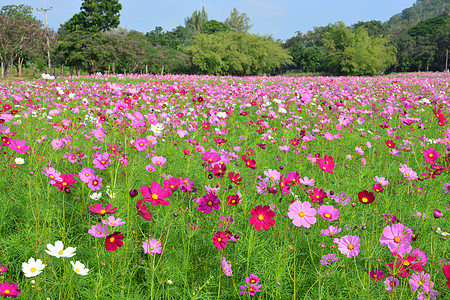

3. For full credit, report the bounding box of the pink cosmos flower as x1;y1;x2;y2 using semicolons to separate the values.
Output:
221;257;233;276
51;138;64;150
318;205;339;221
88;224;109;238
320;225;342;236
298;176;315;186
409;272;432;293
163;178;180;192
334;235;360;258
0;282;21;298
142;238;162;256
87;175;102;191
373;176;389;186
384;277;399;292
42;167;62;184
88;203;118;216
264;169;280;181
379;223;412;255
287;200;317;228
101;216;125;227
92;152;110;169
321;253;339;265
140;182;172;206
78;168;94;183
134;138;148;151
151;156;167;166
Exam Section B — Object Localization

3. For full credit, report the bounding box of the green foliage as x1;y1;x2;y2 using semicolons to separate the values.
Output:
387;0;448;28
290;43;324;73
351;20;385;37
225;8;252;33
64;0;122;33
322;22;396;75
185;32;292;75
184;7;208;33
0;4;34;20
201;20;230;35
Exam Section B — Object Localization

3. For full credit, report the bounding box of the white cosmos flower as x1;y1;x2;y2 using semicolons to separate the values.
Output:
90;192;102;201
45;241;76;258
15;157;25;165
216;112;227;118
22;257;46;277
70;261;89;276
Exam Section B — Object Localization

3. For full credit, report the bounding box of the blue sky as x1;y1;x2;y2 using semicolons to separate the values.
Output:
3;0;416;40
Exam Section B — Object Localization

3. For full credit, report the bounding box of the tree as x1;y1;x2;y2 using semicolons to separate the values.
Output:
184;7;208;32
64;0;122;33
322;22;396;75
201;20;230;35
0;16;45;78
225;8;252;33
0;5;34;19
290;43;324;73
185;32;292;75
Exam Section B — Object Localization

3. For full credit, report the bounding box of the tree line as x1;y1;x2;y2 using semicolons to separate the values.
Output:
0;0;448;79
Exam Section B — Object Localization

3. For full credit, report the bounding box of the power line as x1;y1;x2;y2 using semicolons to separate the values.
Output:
36;6;52;75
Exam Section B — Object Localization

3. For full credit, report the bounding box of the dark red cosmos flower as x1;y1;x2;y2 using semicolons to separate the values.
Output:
248;205;276;231
136;200;151;221
373;184;384;193
242;155;257;170
212;231;229;249
227;194;241;206
290;138;300;146
246;148;255;156
51;174;78;191
228;172;243;185
105;232;124;252
358;190;375;204
385;140;396;148
212;164;227;178
256;143;266;149
214;138;227;145
317;155;335;173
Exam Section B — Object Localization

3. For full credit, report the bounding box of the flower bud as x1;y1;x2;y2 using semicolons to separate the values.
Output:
129;189;138;198
433;209;443;218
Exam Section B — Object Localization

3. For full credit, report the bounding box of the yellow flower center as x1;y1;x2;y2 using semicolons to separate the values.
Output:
4;290;10;294
85;173;89;177
111;222;115;225
418;281;423;286
299;212;305;217
100;209;106;214
207;201;212;206
362;197;368;203
152;194;158;200
31;268;36;272
403;261;410;266
97;231;101;235
110;237;115;243
373;274;377;278
429;154;433;158
347;244;354;250
258;214;264;221
170;185;174;188
217;238;222;242
58;250;64;255
62;182;67;186
150;246;154;250
394;236;401;243
76;268;80;273
329;232;334;235
324;213;331;219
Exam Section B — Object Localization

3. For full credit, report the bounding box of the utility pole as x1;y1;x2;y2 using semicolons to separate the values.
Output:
37;6;53;75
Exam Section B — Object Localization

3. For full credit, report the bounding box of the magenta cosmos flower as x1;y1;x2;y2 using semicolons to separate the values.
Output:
248;205;276;231
287;201;317;228
78;167;94;183
198;193;220;214
379;223;412;255
320;225;342;236
140;182;172;206
0;282;21;298
213;231;229;249
423;148;439;164
334;235;360;258
89;203;118;216
87;175;102;191
142;238;162;256
318;205;339;221
9;139;30;154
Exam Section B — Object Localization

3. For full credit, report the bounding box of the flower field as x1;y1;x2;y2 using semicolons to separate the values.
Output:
0;72;449;299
